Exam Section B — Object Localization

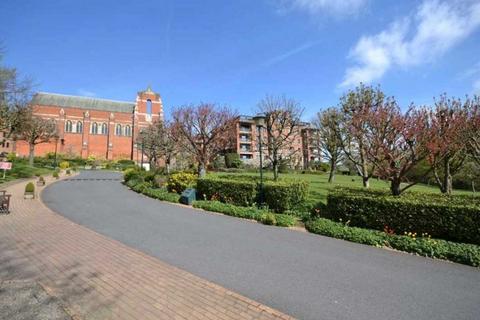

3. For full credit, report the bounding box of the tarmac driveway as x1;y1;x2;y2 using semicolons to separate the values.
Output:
42;171;480;320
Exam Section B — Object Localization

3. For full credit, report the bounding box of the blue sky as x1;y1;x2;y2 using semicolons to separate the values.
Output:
1;0;479;120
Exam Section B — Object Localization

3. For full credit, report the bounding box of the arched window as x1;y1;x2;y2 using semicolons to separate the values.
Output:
125;125;131;137
65;120;73;133
146;99;152;116
91;122;98;135
101;123;108;135
115;124;122;136
76;121;83;133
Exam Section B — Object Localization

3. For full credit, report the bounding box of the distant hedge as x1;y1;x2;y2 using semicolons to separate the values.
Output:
321;187;480;245
197;176;309;213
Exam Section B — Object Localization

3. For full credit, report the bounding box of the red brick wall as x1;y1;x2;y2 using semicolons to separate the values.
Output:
15;90;163;161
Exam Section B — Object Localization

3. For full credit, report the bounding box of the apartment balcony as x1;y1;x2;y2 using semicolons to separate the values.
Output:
239;138;252;143
239;128;252;133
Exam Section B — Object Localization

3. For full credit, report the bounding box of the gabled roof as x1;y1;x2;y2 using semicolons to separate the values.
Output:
32;92;135;113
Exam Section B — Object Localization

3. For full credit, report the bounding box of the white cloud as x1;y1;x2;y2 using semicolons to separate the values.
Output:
340;0;480;87
77;89;96;97
277;0;368;16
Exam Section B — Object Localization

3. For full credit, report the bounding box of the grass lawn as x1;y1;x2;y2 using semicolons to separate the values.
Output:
209;171;477;206
0;161;54;186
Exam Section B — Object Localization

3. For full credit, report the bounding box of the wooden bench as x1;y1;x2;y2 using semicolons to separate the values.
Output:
0;190;11;214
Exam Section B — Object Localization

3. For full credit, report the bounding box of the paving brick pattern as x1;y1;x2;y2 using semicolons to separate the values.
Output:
0;177;294;320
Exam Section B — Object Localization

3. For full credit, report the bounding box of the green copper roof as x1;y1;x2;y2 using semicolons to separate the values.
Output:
32;92;135;113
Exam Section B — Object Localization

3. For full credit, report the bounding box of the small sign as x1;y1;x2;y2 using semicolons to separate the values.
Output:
0;162;12;170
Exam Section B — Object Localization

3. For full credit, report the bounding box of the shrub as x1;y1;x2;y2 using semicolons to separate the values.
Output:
59;161;70;169
53;171;59;179
123;168;142;182
25;182;35;193
323;187;480;245
305;218;480;267
166;172;197;194
261;212;276;225
142;187;180;203
225;153;242;168
66;169;71;175
274;214;297;227
6;152;16;162
262;180;309;213
197;177;257;206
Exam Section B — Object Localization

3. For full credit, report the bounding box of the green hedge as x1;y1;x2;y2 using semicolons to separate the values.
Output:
197;177;257;206
126;179;180;203
305;218;480;267
323;187;480;245
197;176;309;213
262;181;309;213
193;200;297;227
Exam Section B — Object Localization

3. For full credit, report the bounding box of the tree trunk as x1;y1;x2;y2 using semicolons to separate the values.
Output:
328;159;336;183
165;161;170;175
390;178;401;196
442;158;453;195
198;162;206;178
28;143;35;166
273;161;279;181
362;175;370;188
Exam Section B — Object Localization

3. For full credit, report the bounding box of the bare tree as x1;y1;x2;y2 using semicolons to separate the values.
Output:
171;103;237;177
339;84;383;188
257;95;304;180
313;108;343;183
365;100;430;196
137;120;177;172
465;96;480;166
0;51;33;143
427;95;469;194
17;108;57;166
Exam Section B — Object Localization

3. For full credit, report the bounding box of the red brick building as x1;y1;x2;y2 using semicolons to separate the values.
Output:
15;87;163;161
233;115;319;169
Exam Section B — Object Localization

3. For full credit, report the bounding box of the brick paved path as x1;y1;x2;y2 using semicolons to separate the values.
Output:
0;176;294;320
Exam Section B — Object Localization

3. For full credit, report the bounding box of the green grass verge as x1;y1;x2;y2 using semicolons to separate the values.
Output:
0;161;54;185
305;218;480;267
192;200;297;227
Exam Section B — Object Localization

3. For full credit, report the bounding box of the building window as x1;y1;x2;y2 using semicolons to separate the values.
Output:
115;124;122;136
91;122;98;135
65;120;73;133
76;121;83;133
125;125;132;137
101;123;108;135
146;99;152;116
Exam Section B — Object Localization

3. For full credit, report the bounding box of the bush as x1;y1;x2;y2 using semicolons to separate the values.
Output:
166;172;197;194
53;171;59;179
66;169;71;175
142;187;180;203
197;177;257;206
25;182;35;193
323;187;480;245
59;161;70;169
274;214;297;227
261;212;276;225
305;218;480;267
262;180;309;213
123;168;143;182
225;153;242;168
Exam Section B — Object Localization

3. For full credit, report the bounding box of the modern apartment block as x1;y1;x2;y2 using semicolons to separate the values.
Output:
233;115;319;169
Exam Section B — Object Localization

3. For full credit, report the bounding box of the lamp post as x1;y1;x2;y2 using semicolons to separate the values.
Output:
53;135;59;168
253;114;266;205
140;140;145;170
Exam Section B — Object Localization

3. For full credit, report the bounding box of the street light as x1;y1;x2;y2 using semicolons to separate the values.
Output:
53;135;59;168
253;114;266;205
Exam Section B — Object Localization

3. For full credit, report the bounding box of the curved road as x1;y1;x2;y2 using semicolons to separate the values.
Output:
42;171;480;320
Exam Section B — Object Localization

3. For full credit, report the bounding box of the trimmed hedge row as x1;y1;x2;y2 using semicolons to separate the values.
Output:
127;180;180;203
322;187;480;245
305;218;480;267
192;200;297;227
197;178;257;206
197;176;309;213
